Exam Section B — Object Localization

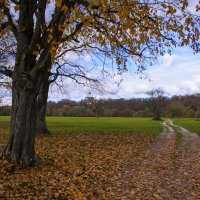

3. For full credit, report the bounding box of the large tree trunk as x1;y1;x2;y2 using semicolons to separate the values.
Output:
4;75;42;167
36;72;50;135
2;0;54;167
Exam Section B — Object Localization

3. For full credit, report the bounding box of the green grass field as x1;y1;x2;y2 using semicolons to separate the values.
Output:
0;116;162;136
173;118;200;135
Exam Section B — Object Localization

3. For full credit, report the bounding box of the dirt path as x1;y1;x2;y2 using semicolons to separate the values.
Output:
166;120;200;199
109;119;200;199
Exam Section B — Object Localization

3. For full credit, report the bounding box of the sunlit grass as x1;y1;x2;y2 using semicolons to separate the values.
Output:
0;116;162;137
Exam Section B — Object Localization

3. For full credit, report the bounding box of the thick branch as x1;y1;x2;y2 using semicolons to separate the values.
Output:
28;0;47;53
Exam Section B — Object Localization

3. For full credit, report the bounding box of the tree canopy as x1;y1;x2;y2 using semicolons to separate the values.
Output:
0;0;199;77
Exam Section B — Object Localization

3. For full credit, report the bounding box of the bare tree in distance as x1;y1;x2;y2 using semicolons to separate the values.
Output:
147;89;165;120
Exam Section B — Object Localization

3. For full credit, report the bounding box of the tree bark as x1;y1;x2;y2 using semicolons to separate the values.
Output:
4;76;42;167
36;72;50;135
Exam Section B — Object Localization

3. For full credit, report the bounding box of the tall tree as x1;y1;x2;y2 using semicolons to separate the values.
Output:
0;0;199;167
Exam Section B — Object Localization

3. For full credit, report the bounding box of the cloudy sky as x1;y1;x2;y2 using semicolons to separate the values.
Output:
48;46;200;101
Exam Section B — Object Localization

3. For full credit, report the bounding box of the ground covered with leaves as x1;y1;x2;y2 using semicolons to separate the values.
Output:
0;120;200;200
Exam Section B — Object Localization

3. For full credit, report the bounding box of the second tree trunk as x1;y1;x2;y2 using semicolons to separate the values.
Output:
36;73;50;135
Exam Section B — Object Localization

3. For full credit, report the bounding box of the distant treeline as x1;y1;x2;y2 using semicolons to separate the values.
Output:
1;94;200;118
